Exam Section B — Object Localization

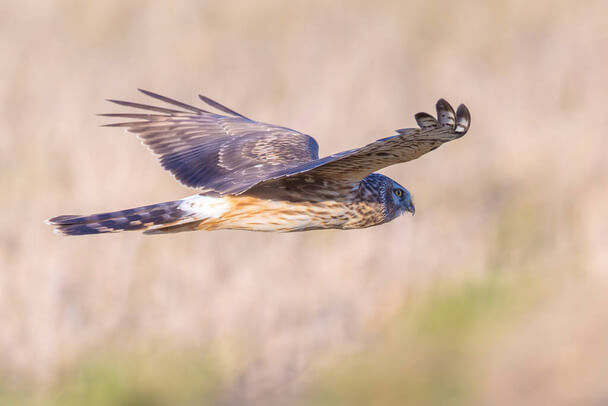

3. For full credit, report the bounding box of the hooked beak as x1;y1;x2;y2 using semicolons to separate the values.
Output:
406;201;415;216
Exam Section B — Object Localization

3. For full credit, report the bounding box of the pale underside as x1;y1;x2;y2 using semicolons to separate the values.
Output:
145;194;387;234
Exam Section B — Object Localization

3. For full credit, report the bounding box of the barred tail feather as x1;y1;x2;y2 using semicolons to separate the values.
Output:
45;200;192;236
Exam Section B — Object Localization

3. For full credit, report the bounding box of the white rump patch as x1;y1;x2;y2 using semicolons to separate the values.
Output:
178;195;230;218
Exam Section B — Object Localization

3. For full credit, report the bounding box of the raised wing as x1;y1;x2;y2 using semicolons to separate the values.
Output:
246;99;470;192
102;89;319;194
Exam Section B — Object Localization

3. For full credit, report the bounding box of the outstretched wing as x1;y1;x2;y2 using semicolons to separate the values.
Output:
102;89;319;194
247;99;470;191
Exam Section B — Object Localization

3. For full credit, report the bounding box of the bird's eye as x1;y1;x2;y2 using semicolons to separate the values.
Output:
395;189;403;197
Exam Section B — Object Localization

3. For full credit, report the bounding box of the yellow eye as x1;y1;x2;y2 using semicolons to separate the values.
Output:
395;189;403;197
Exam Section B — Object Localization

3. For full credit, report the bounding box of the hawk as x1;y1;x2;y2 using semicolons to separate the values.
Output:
46;90;470;235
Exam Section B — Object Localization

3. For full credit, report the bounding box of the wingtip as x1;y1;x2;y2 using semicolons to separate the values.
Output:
198;94;250;119
44;218;71;236
413;98;470;135
455;103;471;135
435;99;456;129
137;88;155;97
97;113;118;127
436;98;449;108
414;112;439;129
456;104;470;121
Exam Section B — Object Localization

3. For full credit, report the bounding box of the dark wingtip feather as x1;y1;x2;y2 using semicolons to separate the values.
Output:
45;215;98;236
435;99;456;129
455;104;471;135
198;94;250;119
106;99;181;114
414;112;439;129
45;214;82;225
138;89;210;114
52;224;118;236
435;98;450;109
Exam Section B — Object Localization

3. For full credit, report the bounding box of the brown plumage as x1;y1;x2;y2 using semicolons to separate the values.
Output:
46;90;470;235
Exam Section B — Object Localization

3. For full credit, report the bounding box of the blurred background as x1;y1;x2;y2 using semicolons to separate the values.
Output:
1;0;607;405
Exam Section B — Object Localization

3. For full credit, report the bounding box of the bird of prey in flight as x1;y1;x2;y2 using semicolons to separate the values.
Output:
46;90;470;235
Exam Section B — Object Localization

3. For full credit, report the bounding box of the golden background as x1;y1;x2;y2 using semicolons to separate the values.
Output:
1;1;607;405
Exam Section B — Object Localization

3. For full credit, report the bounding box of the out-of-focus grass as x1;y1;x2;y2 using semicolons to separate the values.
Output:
300;274;536;406
0;344;226;406
300;271;586;406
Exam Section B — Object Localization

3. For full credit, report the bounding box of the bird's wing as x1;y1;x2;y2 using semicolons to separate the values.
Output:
102;89;319;194
246;99;470;192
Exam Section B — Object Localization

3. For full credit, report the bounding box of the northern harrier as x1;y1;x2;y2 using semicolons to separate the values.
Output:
46;90;470;235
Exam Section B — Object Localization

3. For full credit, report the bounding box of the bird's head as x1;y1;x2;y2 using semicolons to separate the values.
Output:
387;179;415;217
361;174;415;220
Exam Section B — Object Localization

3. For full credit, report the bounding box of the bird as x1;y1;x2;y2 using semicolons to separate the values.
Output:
46;89;470;236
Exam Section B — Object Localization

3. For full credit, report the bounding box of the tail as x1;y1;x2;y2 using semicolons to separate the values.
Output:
45;199;195;236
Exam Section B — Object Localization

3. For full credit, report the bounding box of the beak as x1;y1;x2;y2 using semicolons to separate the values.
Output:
406;201;415;216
